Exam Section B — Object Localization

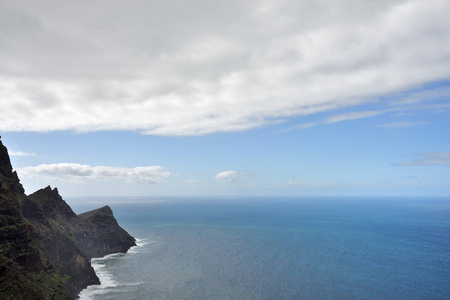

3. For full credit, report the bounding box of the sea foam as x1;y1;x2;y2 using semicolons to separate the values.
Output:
78;239;146;299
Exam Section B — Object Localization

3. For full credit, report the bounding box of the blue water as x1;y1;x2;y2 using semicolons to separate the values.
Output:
73;197;450;299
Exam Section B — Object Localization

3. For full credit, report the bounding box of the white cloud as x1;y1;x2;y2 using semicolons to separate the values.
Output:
215;171;241;183
324;110;389;124
0;0;449;136
286;179;301;185
282;84;450;131
375;121;427;128
393;152;450;166
9;151;37;156
182;179;204;184
17;163;171;184
286;181;367;187
283;108;392;131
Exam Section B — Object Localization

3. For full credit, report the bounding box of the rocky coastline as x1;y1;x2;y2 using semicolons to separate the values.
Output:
0;139;136;299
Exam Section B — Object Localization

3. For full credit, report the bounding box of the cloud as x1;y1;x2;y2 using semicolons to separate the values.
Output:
279;122;316;132
17;163;171;184
9;151;37;156
375;121;427;128
215;171;241;183
281;84;450;131
286;179;301;185
324;110;389;124
393;152;450;166
182;179;204;184
283;108;392;131
296;123;315;129
285;180;366;187
0;0;449;136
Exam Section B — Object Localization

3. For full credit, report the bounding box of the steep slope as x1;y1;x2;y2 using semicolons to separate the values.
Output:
0;138;136;299
27;186;99;298
0;139;66;299
28;188;136;260
78;205;136;258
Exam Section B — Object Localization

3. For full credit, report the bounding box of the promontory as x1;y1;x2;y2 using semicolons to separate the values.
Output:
0;138;136;299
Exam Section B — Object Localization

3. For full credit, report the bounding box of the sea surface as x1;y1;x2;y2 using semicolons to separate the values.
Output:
71;197;450;299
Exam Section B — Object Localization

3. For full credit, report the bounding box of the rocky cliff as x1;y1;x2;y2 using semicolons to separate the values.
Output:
77;205;136;258
0;139;136;299
28;187;136;260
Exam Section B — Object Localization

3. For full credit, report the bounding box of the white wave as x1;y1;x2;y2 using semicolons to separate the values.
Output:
123;282;144;286
93;252;125;262
135;237;151;246
79;238;149;299
79;273;143;300
127;246;140;254
127;237;155;254
78;259;119;299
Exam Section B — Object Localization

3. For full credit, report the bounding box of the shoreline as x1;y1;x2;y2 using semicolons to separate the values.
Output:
78;239;145;299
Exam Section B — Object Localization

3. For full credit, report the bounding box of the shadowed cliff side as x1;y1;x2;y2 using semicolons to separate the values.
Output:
0;138;136;299
28;187;136;259
78;205;136;258
0;139;67;299
27;186;100;298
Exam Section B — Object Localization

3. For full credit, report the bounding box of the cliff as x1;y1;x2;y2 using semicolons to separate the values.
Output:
28;187;136;259
0;138;66;299
25;186;100;298
0;139;136;299
78;205;136;258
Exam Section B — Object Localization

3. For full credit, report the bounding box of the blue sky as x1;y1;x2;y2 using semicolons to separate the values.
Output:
1;0;450;197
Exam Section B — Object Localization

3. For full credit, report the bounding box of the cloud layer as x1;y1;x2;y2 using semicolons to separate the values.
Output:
17;163;171;184
9;151;37;157
1;0;449;135
215;171;241;183
393;152;450;166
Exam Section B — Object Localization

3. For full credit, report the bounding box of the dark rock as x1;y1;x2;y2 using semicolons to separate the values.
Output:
0;139;66;299
28;188;136;260
78;205;136;258
0;139;136;299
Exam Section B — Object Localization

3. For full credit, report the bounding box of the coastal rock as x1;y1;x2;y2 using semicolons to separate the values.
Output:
0;139;136;299
0;139;66;299
78;205;136;258
28;187;100;298
28;187;136;260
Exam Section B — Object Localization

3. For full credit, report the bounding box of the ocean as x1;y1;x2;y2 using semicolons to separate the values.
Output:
71;197;450;299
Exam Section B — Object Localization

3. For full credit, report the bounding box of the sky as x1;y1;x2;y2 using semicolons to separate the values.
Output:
1;0;449;198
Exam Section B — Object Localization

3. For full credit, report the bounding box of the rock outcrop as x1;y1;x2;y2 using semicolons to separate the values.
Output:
0;139;136;299
28;187;136;260
26;186;100;298
78;205;136;258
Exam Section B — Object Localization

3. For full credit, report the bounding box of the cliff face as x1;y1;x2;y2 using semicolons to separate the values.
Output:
78;205;137;258
28;187;136;259
26;186;100;298
0;139;136;299
0;140;66;299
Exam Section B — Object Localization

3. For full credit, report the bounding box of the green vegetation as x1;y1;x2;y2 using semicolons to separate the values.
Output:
0;254;66;300
61;274;71;284
1;140;134;299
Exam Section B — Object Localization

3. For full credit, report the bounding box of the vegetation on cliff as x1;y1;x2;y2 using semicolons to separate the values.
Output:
0;139;136;299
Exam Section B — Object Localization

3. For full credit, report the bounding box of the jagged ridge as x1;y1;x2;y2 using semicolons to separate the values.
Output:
29;187;136;261
0;138;136;299
78;205;136;258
